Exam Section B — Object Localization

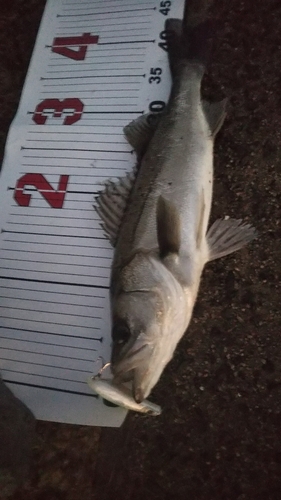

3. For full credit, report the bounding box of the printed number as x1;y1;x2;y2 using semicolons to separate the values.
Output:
149;100;166;113
149;67;162;84
32;98;84;125
52;33;99;60
159;0;171;16
14;174;69;209
147;100;165;125
158;30;171;52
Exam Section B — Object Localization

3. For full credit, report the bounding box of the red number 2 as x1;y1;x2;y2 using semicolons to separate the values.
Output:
14;174;69;208
32;98;84;125
52;33;99;60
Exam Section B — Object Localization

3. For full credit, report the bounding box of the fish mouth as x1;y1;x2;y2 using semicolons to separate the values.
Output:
112;341;153;403
112;341;150;377
133;384;146;405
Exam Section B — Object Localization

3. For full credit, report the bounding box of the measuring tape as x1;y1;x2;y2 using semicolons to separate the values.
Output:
0;0;184;427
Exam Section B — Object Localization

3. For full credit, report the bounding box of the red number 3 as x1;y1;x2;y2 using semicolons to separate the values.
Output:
14;173;69;208
32;98;84;125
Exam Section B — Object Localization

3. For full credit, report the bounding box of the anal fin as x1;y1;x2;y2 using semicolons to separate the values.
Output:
203;98;227;137
207;218;257;261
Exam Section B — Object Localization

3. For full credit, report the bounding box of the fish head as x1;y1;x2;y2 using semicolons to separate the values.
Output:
110;253;192;403
111;288;162;368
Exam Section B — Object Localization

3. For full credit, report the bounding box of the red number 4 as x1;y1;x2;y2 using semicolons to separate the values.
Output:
52;33;99;61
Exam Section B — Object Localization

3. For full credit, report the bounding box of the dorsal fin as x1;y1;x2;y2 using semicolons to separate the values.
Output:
123;113;162;158
95;170;136;246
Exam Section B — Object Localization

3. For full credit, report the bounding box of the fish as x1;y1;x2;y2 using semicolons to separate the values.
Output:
88;376;161;416
95;2;256;408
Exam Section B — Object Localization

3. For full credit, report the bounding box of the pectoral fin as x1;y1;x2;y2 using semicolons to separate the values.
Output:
156;196;181;258
207;218;257;261
124;113;162;157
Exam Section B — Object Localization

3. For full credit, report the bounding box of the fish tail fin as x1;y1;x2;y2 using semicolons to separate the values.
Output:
166;0;213;76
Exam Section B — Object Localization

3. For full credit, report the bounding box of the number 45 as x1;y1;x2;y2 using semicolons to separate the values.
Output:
159;0;171;16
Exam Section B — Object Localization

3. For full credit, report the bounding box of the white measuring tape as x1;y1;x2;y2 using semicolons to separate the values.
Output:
0;0;184;427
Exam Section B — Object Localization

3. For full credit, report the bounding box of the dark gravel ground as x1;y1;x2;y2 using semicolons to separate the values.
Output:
0;0;280;499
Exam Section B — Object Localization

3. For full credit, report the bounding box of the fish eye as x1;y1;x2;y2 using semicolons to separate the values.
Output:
112;322;131;346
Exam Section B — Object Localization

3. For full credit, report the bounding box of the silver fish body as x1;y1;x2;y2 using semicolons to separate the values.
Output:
96;14;256;406
114;65;212;270
110;65;213;402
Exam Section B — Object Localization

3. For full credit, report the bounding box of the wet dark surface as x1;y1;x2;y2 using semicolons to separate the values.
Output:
0;0;280;499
